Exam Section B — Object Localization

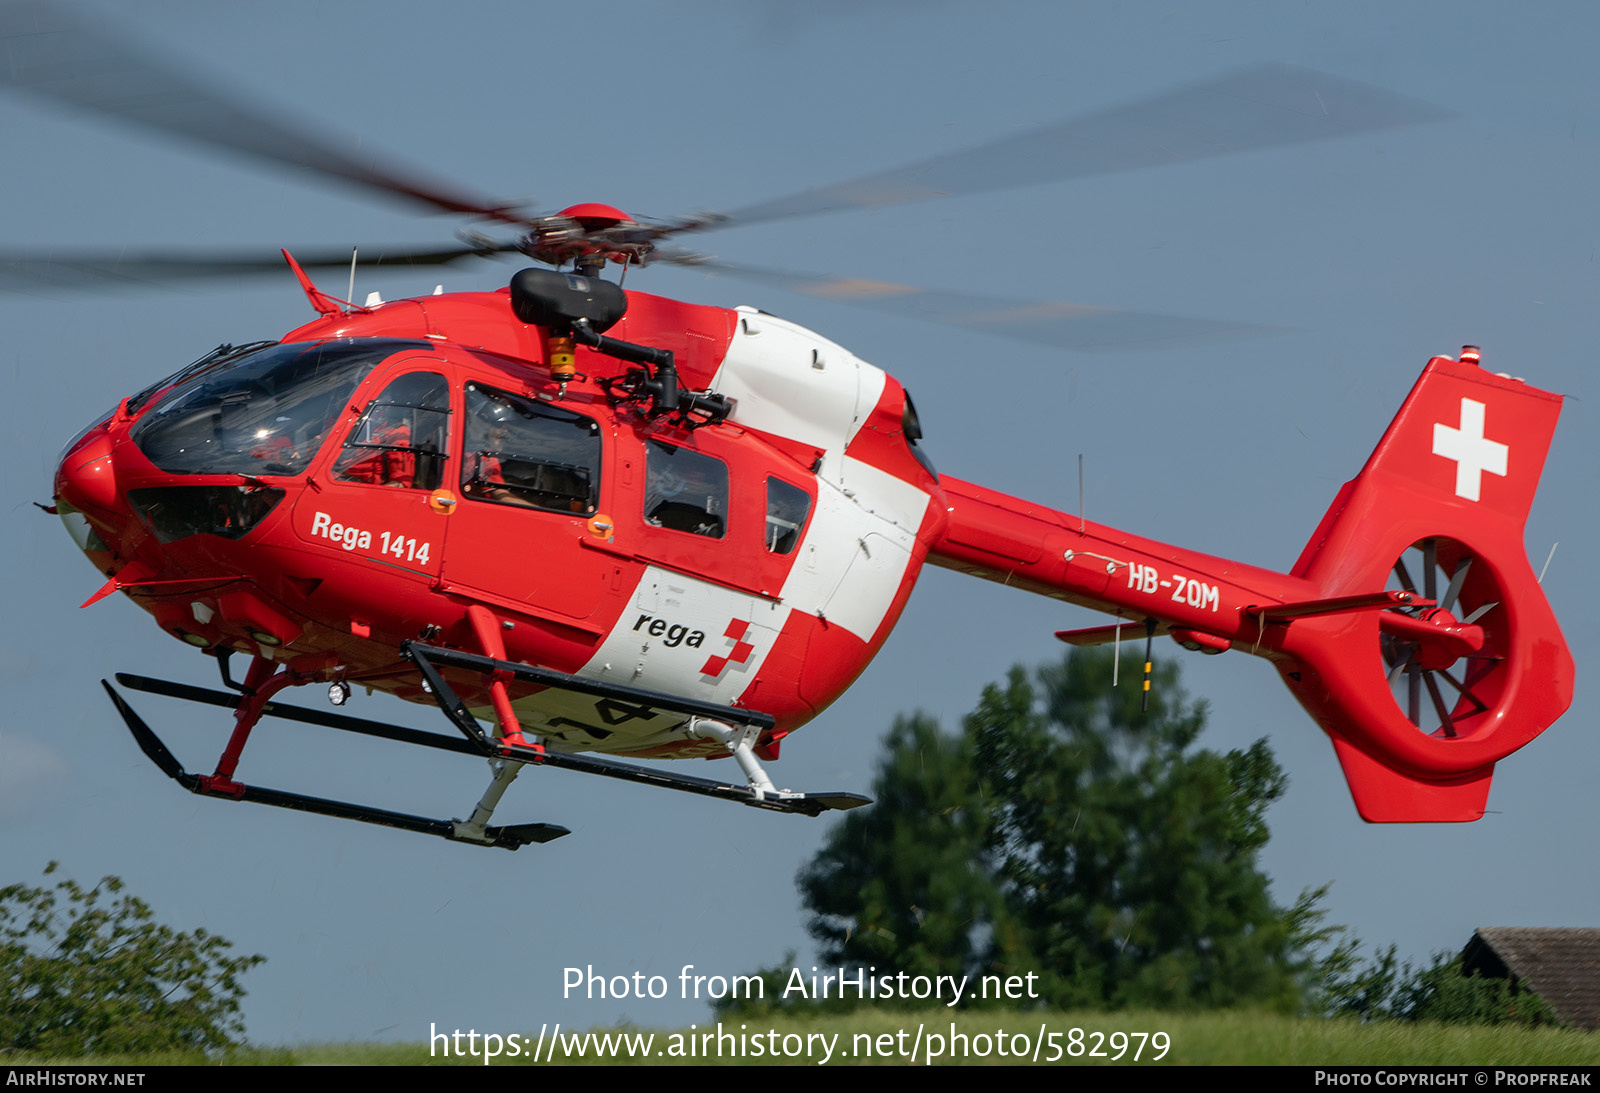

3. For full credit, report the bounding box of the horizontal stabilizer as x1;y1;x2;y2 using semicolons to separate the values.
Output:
1247;590;1428;622
1055;620;1167;646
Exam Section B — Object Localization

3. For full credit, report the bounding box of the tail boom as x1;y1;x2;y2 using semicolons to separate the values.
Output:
928;352;1571;822
927;477;1318;647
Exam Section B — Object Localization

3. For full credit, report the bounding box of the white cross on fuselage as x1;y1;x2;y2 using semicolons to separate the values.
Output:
1432;397;1508;502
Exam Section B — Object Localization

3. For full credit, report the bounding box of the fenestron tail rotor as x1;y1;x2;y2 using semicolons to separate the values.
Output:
1379;538;1501;739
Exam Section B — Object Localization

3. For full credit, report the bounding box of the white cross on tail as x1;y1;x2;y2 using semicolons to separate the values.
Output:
1432;397;1508;502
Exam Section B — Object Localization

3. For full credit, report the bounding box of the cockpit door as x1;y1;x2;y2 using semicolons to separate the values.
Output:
287;360;453;582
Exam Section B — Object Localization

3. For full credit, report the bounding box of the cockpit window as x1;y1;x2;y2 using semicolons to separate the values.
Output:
131;339;426;476
334;372;450;490
125;341;280;417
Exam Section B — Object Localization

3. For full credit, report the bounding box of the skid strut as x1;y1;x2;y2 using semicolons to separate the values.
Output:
104;645;869;849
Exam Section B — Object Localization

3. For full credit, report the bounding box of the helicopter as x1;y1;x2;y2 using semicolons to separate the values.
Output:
11;3;1572;849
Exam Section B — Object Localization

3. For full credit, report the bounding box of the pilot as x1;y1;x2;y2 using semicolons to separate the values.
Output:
339;416;415;488
249;433;297;470
467;401;534;506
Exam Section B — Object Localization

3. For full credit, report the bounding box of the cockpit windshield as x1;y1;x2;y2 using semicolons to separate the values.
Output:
131;339;428;476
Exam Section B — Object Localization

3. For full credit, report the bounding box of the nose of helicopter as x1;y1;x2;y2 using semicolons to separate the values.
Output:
55;425;120;516
53;419;130;578
52;413;302;652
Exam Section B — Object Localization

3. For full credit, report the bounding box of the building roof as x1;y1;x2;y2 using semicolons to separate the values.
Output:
1463;928;1600;1030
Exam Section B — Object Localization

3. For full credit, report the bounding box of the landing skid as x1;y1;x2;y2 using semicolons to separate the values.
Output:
105;681;567;850
103;648;868;851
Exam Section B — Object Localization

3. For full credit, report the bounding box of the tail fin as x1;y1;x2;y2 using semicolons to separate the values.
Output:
1279;351;1572;822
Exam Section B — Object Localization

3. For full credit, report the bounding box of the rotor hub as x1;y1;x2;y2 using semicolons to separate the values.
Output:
557;203;632;228
521;203;655;271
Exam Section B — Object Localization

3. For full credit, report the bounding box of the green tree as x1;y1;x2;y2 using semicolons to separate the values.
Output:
1311;944;1562;1026
1312;940;1407;1020
798;714;1007;986
0;864;265;1056
1401;954;1561;1026
969;650;1300;1010
793;648;1309;1012
1285;886;1392;1019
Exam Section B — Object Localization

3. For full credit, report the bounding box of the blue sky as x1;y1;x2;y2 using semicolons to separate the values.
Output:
1;0;1595;1044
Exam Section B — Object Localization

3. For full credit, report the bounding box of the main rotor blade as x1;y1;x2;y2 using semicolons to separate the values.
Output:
682;258;1275;351
0;1;526;224
0;244;500;291
687;63;1450;233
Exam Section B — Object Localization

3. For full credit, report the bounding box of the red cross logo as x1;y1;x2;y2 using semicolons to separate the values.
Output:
700;619;756;678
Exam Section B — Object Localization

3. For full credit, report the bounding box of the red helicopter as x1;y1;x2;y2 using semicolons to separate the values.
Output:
12;4;1573;848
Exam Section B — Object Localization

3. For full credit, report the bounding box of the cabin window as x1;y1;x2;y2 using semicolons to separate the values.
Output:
333;372;449;490
765;477;810;554
461;383;600;514
644;440;727;539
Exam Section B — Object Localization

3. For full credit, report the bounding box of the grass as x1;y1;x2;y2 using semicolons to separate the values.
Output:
7;1010;1596;1066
